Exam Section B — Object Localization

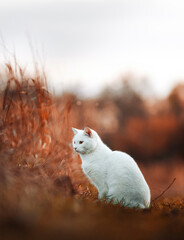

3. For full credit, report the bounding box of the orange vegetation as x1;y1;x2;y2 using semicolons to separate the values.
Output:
0;64;184;240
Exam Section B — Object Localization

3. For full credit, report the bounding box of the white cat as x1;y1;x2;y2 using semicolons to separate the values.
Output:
72;127;151;208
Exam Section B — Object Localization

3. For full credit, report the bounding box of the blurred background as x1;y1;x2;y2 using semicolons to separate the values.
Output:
0;0;184;206
1;1;184;239
1;0;184;97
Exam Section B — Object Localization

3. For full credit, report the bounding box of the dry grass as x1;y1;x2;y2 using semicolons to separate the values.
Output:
0;64;184;240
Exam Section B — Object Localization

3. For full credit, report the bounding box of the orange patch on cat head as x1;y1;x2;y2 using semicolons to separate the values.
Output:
84;127;92;137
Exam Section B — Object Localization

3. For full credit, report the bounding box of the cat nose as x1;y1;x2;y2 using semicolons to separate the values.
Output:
74;147;77;151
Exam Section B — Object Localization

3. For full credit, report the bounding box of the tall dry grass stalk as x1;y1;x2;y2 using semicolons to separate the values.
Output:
0;63;87;205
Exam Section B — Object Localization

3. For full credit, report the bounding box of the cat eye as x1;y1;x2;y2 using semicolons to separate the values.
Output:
79;141;84;144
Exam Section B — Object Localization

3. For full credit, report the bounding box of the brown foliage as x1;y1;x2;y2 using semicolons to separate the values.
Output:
0;64;184;240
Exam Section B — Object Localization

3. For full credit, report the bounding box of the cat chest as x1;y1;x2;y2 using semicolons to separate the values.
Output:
82;163;103;184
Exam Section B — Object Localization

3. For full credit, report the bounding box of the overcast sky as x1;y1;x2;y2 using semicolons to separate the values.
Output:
1;0;184;97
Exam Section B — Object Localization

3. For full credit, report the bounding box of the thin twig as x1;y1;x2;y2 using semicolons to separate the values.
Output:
152;177;176;202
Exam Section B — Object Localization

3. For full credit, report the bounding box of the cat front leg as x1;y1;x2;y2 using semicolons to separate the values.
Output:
98;191;106;199
97;184;108;200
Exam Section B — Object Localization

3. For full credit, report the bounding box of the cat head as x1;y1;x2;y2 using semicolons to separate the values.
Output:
72;127;98;154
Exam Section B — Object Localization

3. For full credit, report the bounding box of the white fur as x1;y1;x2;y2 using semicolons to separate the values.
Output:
72;127;151;208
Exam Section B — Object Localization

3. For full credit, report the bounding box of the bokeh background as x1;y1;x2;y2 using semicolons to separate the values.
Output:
1;0;184;204
1;0;184;96
1;1;184;240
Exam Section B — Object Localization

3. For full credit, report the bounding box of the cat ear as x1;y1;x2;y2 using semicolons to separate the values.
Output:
72;128;79;135
84;127;92;137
